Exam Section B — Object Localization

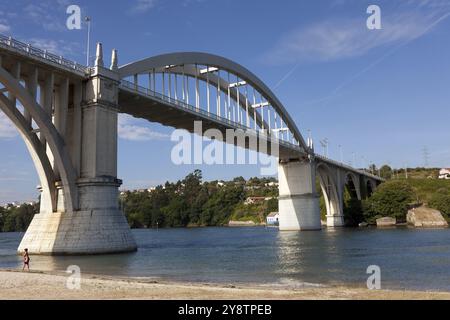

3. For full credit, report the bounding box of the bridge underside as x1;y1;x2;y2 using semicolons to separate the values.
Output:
119;89;303;159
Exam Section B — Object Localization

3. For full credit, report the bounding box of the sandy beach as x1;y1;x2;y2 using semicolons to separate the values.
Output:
0;269;449;300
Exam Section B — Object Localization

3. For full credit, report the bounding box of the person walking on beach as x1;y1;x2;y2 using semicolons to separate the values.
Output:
22;248;30;271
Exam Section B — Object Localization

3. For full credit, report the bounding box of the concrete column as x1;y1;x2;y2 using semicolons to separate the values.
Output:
24;67;38;127
72;82;82;177
326;170;345;227
278;159;321;231
8;61;20;109
52;77;69;181
54;78;69;139
19;64;136;255
39;72;54;147
81;77;118;178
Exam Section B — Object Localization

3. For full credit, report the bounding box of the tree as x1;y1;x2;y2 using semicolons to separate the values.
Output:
369;164;377;174
379;165;393;180
343;188;363;226
161;196;189;227
201;184;244;225
0;206;4;231
429;194;450;217
362;180;416;223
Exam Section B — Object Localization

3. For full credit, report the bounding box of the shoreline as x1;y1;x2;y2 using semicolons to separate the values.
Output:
1;269;450;300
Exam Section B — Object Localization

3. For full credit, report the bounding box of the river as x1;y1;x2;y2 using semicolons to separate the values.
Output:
1;227;450;291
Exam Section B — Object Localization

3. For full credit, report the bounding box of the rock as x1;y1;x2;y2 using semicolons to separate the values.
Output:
407;206;448;228
228;220;257;227
358;222;368;227
376;217;396;227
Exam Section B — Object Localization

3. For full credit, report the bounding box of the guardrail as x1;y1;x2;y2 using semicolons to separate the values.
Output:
119;79;303;151
315;154;383;180
0;34;89;74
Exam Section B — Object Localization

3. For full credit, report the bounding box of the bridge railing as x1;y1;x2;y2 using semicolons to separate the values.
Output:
0;34;89;74
315;154;383;180
120;79;302;152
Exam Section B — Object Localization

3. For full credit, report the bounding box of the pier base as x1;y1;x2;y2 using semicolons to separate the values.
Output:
17;209;136;255
278;159;321;231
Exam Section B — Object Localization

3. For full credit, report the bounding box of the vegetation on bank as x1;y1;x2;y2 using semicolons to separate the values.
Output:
121;170;278;228
359;166;450;224
1;166;449;232
0;203;37;232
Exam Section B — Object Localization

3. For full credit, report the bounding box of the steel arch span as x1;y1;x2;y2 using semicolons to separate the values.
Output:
118;52;310;153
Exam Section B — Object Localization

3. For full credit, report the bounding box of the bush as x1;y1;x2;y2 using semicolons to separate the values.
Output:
429;194;450;217
362;180;416;223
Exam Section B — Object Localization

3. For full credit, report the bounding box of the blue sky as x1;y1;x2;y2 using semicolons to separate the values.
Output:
0;0;450;203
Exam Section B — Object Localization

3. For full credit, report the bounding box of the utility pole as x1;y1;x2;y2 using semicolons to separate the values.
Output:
85;16;91;66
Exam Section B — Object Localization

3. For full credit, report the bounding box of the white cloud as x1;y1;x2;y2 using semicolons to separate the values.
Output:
118;114;169;141
24;2;70;32
129;0;157;14
0;23;10;33
263;2;450;65
27;38;81;58
0;111;17;139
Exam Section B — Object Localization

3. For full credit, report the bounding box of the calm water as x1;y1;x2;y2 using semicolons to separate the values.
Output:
1;227;450;291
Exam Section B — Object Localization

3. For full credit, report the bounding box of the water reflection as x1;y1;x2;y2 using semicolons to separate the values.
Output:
1;227;450;290
29;252;138;276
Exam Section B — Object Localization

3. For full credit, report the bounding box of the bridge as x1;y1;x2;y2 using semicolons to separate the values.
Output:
0;34;382;255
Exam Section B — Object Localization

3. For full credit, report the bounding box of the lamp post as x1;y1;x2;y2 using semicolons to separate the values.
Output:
85;16;91;66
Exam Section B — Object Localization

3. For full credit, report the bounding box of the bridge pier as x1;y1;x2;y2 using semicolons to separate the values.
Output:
326;214;345;227
278;158;321;231
17;44;137;255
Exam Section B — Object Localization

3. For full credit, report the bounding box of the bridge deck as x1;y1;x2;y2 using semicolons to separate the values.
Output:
0;34;88;80
0;33;382;182
119;82;303;159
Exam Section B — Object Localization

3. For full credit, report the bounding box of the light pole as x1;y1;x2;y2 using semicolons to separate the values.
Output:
85;16;91;66
320;138;329;158
361;156;367;171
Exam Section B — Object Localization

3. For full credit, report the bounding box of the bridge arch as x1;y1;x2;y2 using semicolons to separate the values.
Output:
0;93;57;212
119;52;309;152
365;178;377;197
0;66;78;212
316;162;342;225
344;171;361;200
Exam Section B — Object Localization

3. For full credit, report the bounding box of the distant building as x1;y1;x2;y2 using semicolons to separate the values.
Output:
266;212;279;225
439;168;450;179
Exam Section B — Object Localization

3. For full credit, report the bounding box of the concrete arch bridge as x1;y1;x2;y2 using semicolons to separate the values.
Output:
0;34;382;254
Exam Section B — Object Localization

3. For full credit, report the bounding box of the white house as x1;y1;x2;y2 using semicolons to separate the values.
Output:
266;212;279;225
439;168;450;179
